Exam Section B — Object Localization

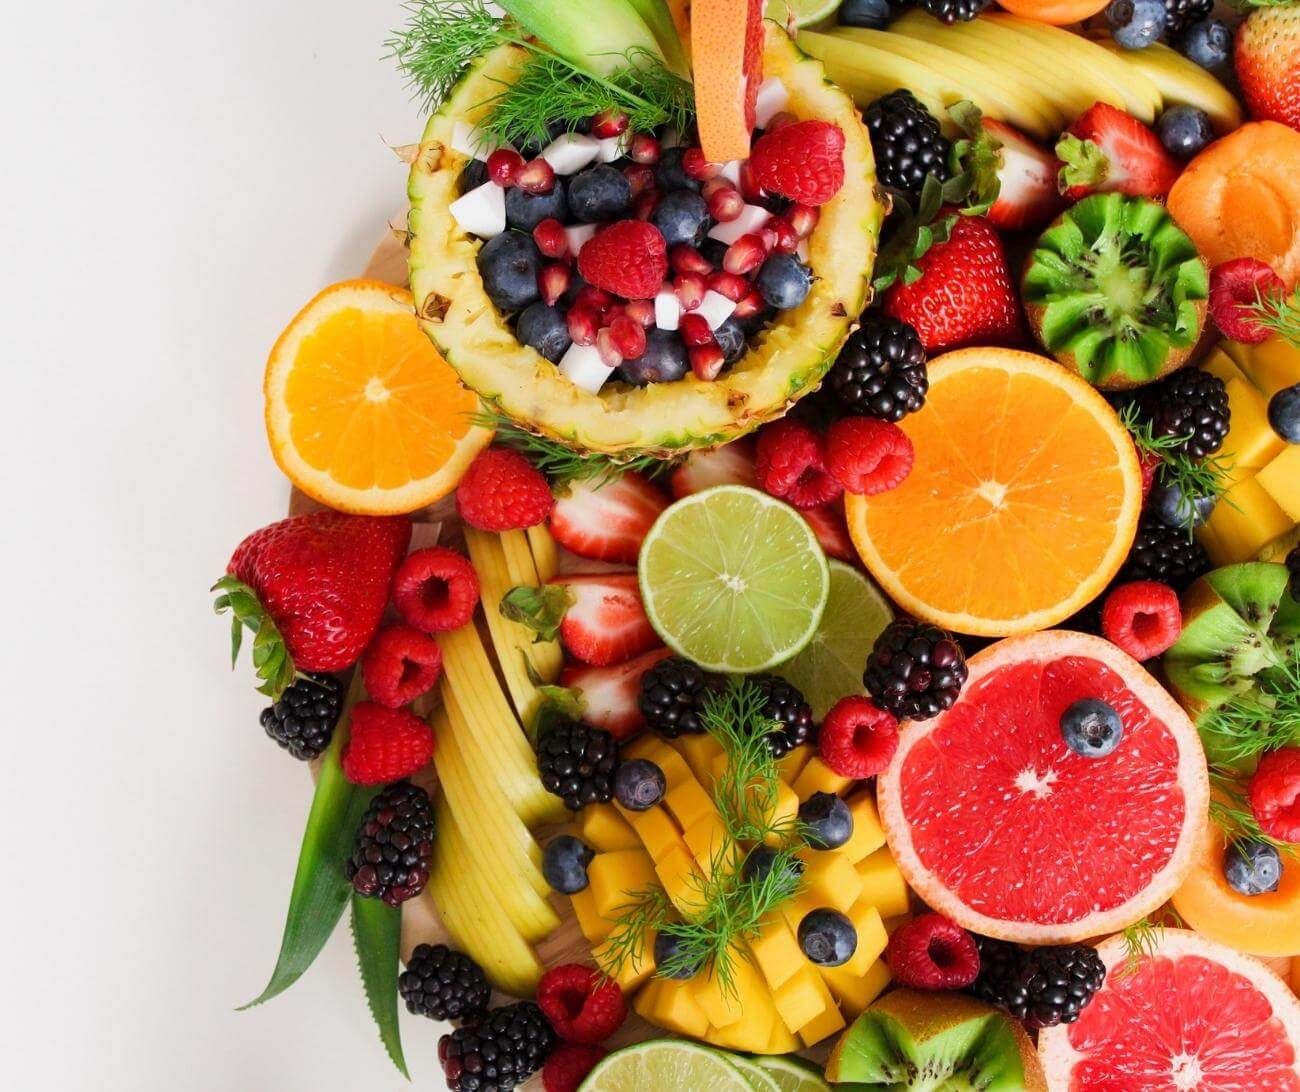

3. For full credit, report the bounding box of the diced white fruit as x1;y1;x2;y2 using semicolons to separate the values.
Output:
449;181;506;239
654;286;682;331
541;133;601;175
797;239;810;263
754;77;790;129
720;160;743;186
565;223;598;256
559;343;615;393
696;291;737;330
708;204;772;245
596;135;627;163
451;121;510;162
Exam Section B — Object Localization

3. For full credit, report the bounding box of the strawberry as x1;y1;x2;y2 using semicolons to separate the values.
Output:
800;503;856;563
549;472;669;563
561;647;672;740
882;212;1023;352
750;120;846;206
669;438;758;498
1056;103;1180;201
501;574;657;666
577;220;669;300
1237;5;1300;130
950;104;1062;232
215;512;410;697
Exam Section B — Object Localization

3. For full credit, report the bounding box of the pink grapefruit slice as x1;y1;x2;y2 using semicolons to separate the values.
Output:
1040;930;1300;1089
878;631;1207;944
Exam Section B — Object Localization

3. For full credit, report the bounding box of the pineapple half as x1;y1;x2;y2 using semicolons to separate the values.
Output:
407;23;883;456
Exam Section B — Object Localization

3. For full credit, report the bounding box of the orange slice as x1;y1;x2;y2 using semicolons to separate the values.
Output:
264;280;491;514
846;347;1141;636
691;0;764;162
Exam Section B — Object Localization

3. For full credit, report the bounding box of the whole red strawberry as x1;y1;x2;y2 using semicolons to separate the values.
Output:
577;220;669;299
1237;6;1300;130
215;512;410;697
750;120;846;206
883;212;1023;352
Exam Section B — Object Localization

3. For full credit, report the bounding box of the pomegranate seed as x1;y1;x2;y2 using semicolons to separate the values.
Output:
767;218;799;254
532;218;568;259
623;299;656;327
622;163;655;199
701;177;730;199
733;290;766;319
516;158;555;194
568;304;599;346
690;343;726;381
765;112;797;132
633;190;662;220
674;272;707;311
707;185;745;222
670;244;713;276
680;313;714;347
724;235;768;276
576;285;613;317
708;270;751;302
591;109;629;138
539;263;571;306
739;161;765;202
787;204;819;239
609;315;648;359
486;148;524;187
682;147;722;181
596;327;624;369
629;134;661;164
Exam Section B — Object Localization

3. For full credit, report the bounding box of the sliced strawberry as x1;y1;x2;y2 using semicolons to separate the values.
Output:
549;472;669;563
669;438;758;498
801;502;856;563
1056;103;1180;201
561;647;673;740
550;573;658;667
951;105;1062;233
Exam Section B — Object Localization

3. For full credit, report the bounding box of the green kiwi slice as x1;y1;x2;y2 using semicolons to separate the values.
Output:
1022;193;1208;390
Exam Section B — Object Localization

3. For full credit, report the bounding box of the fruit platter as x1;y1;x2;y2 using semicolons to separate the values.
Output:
216;0;1300;1087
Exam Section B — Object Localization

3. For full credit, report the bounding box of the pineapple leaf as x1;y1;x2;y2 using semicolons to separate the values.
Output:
350;893;410;1080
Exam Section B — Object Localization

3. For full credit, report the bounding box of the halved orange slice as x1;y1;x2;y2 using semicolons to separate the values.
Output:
265;280;491;514
846;348;1142;636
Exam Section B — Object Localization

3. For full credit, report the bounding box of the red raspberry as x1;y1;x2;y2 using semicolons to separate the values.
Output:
361;624;443;708
1101;581;1182;661
886;913;981;990
340;701;434;785
536;964;627;1045
456;448;554;532
750;120;846;206
1209;258;1285;344
755;419;842;510
392;547;481;634
1250;748;1300;843
542;1043;606;1092
826;417;914;495
819;696;899;777
578;220;669;299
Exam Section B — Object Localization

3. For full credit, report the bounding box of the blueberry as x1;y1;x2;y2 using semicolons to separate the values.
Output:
618;328;690;385
1269;384;1300;443
837;0;898;29
653;930;704;979
1158;105;1215;158
1179;18;1232;71
517;121;566;160
1148;477;1216;529
700;238;729;267
516;302;571;363
656;147;700;193
742;845;804;886
798;791;854;850
458;158;488;195
505;184;568;232
562;270;589;308
477;231;543;312
652;190;711;247
756;254;812;310
613;758;666;811
797;908;858;967
713;317;747;364
567;165;631;223
1060;698;1124;758
1106;0;1166;50
1225;839;1283;896
542;835;594;894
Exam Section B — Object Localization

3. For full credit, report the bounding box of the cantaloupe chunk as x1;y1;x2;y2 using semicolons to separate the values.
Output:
577;803;642;852
589;849;657;917
839;790;888;864
1256;446;1300;520
856;847;911;919
793;756;853;801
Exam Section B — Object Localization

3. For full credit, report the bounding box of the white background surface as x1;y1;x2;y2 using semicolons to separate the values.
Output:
3;2;451;1088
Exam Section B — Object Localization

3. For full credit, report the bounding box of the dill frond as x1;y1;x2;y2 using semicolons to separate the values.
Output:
1121;403;1236;533
385;0;514;112
1245;284;1300;349
474;410;675;486
1201;662;1300;767
702;681;796;846
1117;908;1184;978
598;885;671;984
1209;763;1298;855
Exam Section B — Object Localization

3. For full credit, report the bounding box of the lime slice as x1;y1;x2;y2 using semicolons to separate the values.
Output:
754;1056;833;1092
729;1055;782;1092
777;559;893;719
579;1040;752;1091
764;0;844;28
639;485;830;673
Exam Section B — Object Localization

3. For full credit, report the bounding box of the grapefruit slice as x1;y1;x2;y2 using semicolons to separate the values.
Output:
1039;930;1300;1089
878;631;1208;944
692;0;765;162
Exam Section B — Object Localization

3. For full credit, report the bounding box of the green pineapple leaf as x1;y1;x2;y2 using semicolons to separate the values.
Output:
351;893;410;1079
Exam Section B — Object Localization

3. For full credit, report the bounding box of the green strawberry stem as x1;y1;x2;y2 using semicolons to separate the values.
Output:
351;893;409;1080
1055;133;1109;192
500;583;574;643
212;575;297;700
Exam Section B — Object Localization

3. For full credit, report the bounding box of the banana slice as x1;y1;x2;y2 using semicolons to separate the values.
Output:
1094;39;1244;134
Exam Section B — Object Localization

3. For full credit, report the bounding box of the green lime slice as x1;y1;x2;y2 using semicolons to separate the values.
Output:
639;485;830;674
579;1040;752;1091
764;0;844;28
777;559;893;719
753;1055;832;1092
729;1055;783;1092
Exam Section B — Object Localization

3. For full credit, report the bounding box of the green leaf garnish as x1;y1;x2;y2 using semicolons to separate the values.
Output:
1121;403;1236;535
501;583;574;643
350;894;409;1079
1243;283;1300;349
1117;907;1184;978
475;410;676;486
386;0;514;110
947;100;1002;218
1208;763;1297;857
212;575;297;700
871;172;969;293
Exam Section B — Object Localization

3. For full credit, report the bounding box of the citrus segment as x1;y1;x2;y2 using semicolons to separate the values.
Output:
846;348;1142;636
691;0;765;162
579;1040;752;1091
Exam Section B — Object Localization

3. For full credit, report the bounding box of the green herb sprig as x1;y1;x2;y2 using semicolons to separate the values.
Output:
1201;659;1300;768
1118;907;1184;978
1244;284;1300;349
386;0;513;109
1209;762;1299;855
600;884;671;980
474;410;675;486
1121;403;1236;533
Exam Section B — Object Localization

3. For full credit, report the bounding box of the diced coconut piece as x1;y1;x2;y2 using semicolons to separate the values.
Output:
797;239;810;263
596;135;628;163
565;223;598;257
559;343;615;393
720;160;743;187
696;291;737;331
754;78;790;129
451;121;510;162
541;133;601;175
449;181;506;239
654;286;682;331
707;204;772;245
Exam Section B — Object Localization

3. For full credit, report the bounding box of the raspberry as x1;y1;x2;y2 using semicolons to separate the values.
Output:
826;417;915;495
542;1043;606;1092
750;120;846;206
361;624;443;708
577;220;669;300
536;964;627;1045
1209;258;1285;344
819;696;899;777
1101;581;1182;661
340;702;434;785
392;546;480;634
1249;748;1300;843
755;419;843;510
886;912;981;990
456;447;554;532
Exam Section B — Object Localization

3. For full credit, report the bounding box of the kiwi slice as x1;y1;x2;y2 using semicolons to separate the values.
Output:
1164;561;1300;772
825;988;1045;1091
1022;193;1208;390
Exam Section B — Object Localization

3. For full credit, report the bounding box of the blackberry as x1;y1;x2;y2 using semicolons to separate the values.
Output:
537;720;619;810
918;0;992;22
970;937;1106;1029
1134;368;1230;460
399;944;490;1023
346;781;436;906
1118;514;1211;591
864;620;968;721
1163;0;1212;37
259;672;342;760
750;675;817;758
826;315;928;422
639;656;715;738
863;90;951;202
438;1001;556;1092
1288;546;1300;600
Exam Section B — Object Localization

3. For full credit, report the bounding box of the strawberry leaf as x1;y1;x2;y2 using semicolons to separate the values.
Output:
212;575;296;700
529;683;588;743
500;583;574;643
1056;134;1109;194
871;173;965;293
947;100;1002;217
350;893;409;1079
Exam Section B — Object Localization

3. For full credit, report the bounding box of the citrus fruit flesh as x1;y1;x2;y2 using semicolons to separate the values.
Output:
691;0;764;162
754;1055;832;1092
579;1039;752;1091
846;348;1142;637
1039;930;1300;1089
878;631;1208;944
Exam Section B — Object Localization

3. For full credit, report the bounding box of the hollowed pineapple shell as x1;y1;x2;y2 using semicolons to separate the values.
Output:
406;23;883;456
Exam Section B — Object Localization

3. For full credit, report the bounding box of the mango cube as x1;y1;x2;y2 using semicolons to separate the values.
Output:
840;902;889;977
1256;446;1300;520
749;915;805;991
683;811;729;876
588;849;656;918
771;966;828;1033
577;804;641;852
797;999;846;1047
648;978;710;1039
663;777;716;831
655;842;703;915
856;847;911;919
821;957;891;1017
839;790;888;864
569;887;611;944
1199;475;1294;564
619;734;662;762
617;803;682;863
632;979;664;1022
674;733;725;785
689;953;759;1028
798;849;863;912
776;744;813;784
593;926;655;992
793;757;853;801
759;1018;803;1055
1225;336;1300;396
761;780;801;846
1221;376;1288;472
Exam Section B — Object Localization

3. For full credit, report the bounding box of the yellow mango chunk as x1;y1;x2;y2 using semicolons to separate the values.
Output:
617;803;683;863
758;1017;803;1055
663;777;717;831
776;744;814;784
569;886;612;945
838;902;889;977
798;849;863;913
1256;446;1300;520
674;733;726;785
772;966;828;1033
793;757;853;801
798;999;847;1047
856;847;911;919
839;791;888;864
1199;475;1294;564
632;978;664;1021
821;958;891;1017
1200;347;1245;386
588;849;657;918
1222;376;1288;473
1224;337;1300;397
655;842;704;915
749;915;806;991
577;804;641;852
761;780;802;847
593;926;655;993
647;978;711;1039
683;811;729;876
689;951;761;1029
